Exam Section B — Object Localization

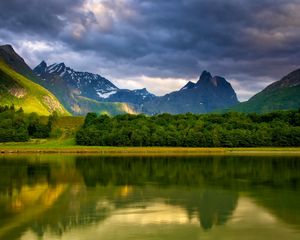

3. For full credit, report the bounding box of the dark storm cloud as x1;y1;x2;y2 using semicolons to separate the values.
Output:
0;0;84;36
0;0;299;100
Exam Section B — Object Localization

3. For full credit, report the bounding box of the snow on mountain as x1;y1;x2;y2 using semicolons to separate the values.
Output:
33;61;157;106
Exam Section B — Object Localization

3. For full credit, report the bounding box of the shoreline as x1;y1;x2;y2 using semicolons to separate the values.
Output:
0;143;300;156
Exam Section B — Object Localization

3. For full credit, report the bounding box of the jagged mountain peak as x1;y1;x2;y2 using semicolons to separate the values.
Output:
34;60;47;73
198;70;213;82
181;81;196;91
195;71;231;89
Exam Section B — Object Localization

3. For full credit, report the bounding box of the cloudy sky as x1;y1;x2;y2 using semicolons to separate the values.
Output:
0;0;299;101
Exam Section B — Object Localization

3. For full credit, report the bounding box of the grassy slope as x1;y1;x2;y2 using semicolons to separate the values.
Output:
76;96;137;115
230;85;300;113
0;60;70;116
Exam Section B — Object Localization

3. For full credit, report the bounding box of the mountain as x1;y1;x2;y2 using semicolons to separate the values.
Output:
230;69;300;113
142;71;239;114
33;61;154;114
0;45;69;116
34;61;118;100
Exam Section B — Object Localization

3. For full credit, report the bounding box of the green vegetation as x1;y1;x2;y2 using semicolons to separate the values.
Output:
49;115;84;138
75;96;136;115
0;60;69;116
0;105;58;142
76;110;300;147
1;103;300;149
229;85;300;113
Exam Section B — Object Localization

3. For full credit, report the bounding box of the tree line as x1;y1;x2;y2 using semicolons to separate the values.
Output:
0;105;57;142
76;110;300;147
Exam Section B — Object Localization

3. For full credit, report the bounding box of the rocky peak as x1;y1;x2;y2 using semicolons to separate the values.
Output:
33;61;47;74
180;81;196;91
197;71;213;83
264;68;300;92
0;44;15;52
46;63;66;74
0;44;27;68
134;88;149;94
195;71;232;89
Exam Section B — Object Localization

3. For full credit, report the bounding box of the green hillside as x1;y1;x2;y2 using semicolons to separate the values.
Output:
0;60;70;116
227;69;300;113
75;96;137;115
231;85;300;113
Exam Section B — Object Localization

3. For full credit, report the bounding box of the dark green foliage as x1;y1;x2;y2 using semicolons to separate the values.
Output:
229;85;300;113
0;105;29;142
76;110;300;147
0;105;57;142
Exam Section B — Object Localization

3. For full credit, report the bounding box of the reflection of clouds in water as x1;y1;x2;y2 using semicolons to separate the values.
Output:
1;155;300;240
201;197;300;240
111;202;199;225
20;197;300;240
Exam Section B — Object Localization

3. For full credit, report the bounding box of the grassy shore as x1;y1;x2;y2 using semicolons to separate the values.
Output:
0;139;300;155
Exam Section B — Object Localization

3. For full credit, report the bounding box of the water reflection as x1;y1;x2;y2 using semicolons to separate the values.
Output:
0;155;299;239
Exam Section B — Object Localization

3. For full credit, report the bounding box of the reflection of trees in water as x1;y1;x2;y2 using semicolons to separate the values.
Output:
167;189;238;230
75;155;300;230
0;155;299;239
75;155;300;188
0;158;50;196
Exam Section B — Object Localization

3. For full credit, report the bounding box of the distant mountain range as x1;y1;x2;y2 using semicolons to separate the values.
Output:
33;61;238;114
0;44;299;115
33;61;155;114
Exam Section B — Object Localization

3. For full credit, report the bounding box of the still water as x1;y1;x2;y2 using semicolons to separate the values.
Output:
0;155;299;240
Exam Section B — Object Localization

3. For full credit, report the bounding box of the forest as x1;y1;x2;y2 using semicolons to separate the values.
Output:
76;110;300;147
0;105;57;142
1;104;300;147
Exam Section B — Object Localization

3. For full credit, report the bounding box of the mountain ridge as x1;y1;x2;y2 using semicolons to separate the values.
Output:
0;58;69;115
4;43;297;116
142;70;239;114
229;68;300;113
0;44;135;116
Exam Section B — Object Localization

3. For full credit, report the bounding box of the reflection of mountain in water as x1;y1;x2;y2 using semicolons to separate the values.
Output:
0;155;299;239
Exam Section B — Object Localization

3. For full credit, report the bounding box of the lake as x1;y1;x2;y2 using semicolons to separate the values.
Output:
0;154;299;240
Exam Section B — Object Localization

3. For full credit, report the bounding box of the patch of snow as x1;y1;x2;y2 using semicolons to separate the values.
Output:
97;91;117;99
47;63;58;73
59;69;66;77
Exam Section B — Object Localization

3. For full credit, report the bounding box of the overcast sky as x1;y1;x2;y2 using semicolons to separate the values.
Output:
0;0;299;101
